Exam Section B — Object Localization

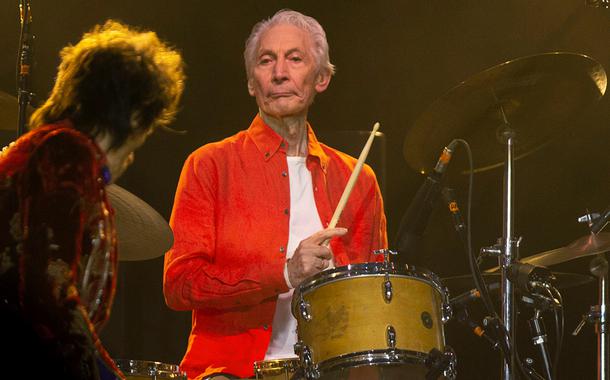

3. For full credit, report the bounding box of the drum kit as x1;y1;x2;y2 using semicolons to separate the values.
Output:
253;51;610;380
2;44;609;378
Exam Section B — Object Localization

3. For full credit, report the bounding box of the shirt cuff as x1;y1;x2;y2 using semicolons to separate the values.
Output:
284;261;294;289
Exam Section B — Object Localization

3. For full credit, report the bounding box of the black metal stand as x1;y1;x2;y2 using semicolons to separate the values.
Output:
572;254;609;380
528;310;553;380
17;0;33;137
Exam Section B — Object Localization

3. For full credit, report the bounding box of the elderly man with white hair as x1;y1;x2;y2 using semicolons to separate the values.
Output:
163;9;387;379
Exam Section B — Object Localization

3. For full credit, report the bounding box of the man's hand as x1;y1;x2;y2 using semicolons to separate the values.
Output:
287;227;348;287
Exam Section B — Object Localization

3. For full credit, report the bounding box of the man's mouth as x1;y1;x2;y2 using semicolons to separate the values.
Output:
269;92;294;99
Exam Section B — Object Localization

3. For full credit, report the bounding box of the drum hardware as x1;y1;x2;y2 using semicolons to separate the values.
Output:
518;277;563;380
386;325;397;348
17;0;35;137
571;253;609;380
404;52;607;379
424;346;457;380
298;296;312;322
515;209;610;380
254;358;302;380
479;244;503;265
294;342;318;380
114;359;186;379
455;307;499;350
449;272;594;293
375;249;398;303
521;357;546;380
527;310;553;380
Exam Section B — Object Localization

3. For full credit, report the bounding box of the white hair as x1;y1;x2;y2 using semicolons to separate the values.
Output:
244;9;336;80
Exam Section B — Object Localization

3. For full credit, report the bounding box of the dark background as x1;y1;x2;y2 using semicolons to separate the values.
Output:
1;1;609;378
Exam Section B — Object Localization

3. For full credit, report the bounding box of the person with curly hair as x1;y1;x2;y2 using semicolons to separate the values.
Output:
0;20;185;380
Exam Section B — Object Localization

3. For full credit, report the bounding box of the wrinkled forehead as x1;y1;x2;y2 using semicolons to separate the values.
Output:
257;23;314;56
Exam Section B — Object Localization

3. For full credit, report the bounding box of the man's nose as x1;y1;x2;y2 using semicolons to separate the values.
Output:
272;58;288;83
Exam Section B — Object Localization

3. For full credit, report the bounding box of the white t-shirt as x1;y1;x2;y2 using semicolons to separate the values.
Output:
264;156;323;360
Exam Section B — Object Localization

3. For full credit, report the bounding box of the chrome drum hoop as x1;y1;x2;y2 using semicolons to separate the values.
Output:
114;359;186;379
313;349;429;376
295;262;446;300
254;358;301;378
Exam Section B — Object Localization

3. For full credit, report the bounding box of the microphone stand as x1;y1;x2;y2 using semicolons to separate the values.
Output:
17;0;34;137
589;254;609;380
575;218;610;380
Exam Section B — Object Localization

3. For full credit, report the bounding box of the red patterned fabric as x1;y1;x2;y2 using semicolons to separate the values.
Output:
163;114;388;379
0;121;122;380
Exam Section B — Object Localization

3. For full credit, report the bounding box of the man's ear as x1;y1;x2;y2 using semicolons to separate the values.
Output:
315;71;331;93
247;79;255;97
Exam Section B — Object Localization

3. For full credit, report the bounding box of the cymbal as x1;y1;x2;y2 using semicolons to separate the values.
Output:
0;91;33;131
520;232;610;267
443;272;594;295
106;184;173;261
404;52;607;174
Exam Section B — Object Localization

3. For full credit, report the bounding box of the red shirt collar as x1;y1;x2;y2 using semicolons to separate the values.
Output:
247;114;329;172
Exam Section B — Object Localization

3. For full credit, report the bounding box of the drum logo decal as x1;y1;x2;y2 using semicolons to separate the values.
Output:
319;305;349;339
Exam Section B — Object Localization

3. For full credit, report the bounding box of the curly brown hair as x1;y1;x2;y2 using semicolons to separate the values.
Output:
30;20;185;150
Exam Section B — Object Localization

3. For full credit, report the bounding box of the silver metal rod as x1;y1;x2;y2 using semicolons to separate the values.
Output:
501;135;516;380
599;272;609;380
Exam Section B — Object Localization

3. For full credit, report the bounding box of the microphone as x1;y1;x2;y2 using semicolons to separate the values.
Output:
590;205;610;234
455;308;499;349
449;288;481;308
441;187;465;233
394;140;458;257
508;262;555;293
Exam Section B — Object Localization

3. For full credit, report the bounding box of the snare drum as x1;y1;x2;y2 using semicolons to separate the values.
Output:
254;358;302;379
291;262;451;379
114;359;186;380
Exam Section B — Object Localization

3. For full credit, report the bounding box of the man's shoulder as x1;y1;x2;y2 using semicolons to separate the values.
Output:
191;129;249;158
320;142;376;179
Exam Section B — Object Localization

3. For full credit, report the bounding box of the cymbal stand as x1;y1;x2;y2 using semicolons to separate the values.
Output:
498;109;518;380
528;310;552;380
521;290;560;380
572;253;609;380
598;267;609;380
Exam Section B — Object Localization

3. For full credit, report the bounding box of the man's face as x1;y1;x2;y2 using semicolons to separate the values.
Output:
248;23;330;119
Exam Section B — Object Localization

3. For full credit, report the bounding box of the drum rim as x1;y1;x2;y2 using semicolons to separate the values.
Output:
294;262;445;298
254;357;301;372
306;348;431;377
114;358;183;375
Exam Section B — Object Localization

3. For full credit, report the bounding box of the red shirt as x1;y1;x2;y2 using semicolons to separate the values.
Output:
163;115;387;379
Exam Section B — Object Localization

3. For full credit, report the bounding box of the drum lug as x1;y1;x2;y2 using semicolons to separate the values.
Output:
295;341;319;379
299;298;312;321
442;346;458;380
386;325;397;348
442;302;453;323
383;278;393;303
441;286;453;323
373;249;397;266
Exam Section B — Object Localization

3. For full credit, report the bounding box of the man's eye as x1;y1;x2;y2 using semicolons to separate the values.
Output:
259;57;272;65
290;56;303;62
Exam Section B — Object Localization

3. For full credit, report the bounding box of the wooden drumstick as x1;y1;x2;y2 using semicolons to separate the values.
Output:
325;122;380;266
